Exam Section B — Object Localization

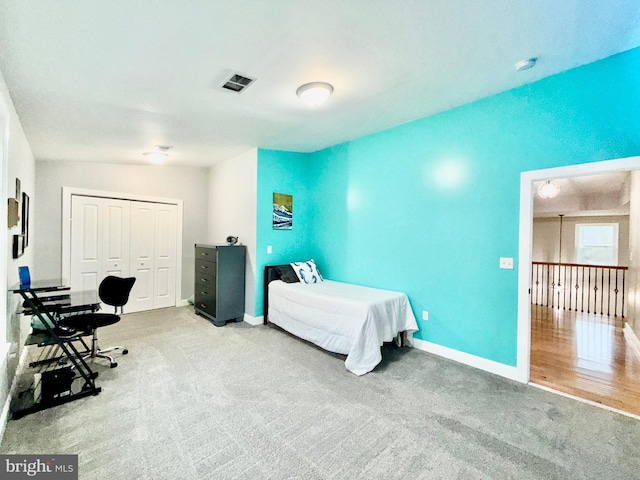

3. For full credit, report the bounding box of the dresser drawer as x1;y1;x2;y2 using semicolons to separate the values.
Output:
195;271;216;288
195;298;216;316
196;246;217;263
195;259;217;276
194;286;215;312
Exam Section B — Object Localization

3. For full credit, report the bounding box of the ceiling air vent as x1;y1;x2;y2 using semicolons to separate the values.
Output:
221;73;256;93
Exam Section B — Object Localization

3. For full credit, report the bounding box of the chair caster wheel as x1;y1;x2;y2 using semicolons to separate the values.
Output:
123;349;128;355
110;362;118;368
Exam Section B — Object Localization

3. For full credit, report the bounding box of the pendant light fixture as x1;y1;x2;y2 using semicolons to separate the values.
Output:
558;214;564;264
554;213;566;309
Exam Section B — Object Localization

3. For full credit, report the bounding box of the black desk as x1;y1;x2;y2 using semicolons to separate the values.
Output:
23;289;101;368
10;280;102;419
20;289;100;316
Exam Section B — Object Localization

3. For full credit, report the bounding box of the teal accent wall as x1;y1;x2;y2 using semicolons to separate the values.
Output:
256;47;640;364
255;149;315;316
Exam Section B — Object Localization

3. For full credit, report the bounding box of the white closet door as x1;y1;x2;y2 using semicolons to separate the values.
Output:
70;195;179;314
102;199;131;278
71;196;131;292
129;201;156;313
153;203;177;309
70;196;102;292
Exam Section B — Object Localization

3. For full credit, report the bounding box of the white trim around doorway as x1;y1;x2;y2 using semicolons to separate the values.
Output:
61;187;183;308
517;156;640;383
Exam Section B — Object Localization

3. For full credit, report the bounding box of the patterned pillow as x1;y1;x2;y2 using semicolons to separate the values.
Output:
290;259;324;284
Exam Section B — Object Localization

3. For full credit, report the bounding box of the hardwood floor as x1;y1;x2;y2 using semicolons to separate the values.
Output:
530;304;640;416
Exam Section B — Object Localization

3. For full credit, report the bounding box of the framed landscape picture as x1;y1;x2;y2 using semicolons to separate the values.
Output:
273;193;293;229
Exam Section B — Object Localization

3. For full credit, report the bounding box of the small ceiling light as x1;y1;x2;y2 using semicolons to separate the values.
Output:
515;57;537;71
143;145;171;164
143;151;168;164
296;82;334;107
538;180;560;199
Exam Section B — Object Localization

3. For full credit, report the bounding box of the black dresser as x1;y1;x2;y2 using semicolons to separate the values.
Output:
194;244;246;326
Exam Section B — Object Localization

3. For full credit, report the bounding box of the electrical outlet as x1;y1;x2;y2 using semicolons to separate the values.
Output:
499;257;514;269
422;311;429;321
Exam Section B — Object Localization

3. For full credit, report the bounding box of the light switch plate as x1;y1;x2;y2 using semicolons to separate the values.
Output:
499;257;514;269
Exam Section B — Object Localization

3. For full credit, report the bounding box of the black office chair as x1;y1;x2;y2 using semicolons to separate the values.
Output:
60;276;136;368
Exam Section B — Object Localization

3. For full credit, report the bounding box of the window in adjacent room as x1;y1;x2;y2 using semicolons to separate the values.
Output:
575;223;618;266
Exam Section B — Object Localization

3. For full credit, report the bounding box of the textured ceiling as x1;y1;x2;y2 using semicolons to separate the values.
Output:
1;0;639;166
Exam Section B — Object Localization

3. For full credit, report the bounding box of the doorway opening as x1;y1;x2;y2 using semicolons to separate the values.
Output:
517;156;640;417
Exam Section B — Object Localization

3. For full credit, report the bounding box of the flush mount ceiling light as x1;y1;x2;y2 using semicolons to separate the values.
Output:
143;145;171;164
296;82;334;107
537;180;560;199
143;152;167;163
515;57;537;71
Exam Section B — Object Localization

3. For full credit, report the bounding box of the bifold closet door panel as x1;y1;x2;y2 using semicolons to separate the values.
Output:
71;196;100;292
128;201;178;312
70;196;131;293
129;202;156;313
102;199;131;278
153;203;177;309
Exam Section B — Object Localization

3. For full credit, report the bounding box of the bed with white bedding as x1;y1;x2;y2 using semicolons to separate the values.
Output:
264;264;418;375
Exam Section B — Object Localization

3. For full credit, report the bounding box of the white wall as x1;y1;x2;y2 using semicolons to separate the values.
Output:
0;69;36;440
35;161;209;300
207;149;257;318
532;215;630;266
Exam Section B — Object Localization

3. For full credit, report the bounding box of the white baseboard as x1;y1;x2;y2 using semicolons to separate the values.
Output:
177;298;190;307
412;337;521;382
243;314;263;326
624;322;640;360
0;345;29;445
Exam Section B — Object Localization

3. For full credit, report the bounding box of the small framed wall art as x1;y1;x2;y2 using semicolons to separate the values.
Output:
273;193;293;230
21;192;29;246
12;234;25;258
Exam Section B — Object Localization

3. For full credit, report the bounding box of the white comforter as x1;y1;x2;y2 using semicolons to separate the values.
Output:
268;280;418;375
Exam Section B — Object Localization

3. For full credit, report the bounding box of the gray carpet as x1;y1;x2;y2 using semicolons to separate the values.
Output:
1;306;639;479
